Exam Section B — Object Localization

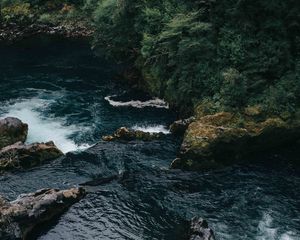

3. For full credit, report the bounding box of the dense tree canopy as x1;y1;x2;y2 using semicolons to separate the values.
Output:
1;0;300;115
90;0;300;114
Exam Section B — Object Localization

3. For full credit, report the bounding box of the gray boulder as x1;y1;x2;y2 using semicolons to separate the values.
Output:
0;117;28;149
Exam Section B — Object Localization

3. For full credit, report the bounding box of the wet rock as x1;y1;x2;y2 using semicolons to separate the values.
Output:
0;141;63;171
102;127;164;142
189;217;215;240
169;117;195;135
80;175;119;186
171;111;300;171
0;117;28;149
0;187;85;239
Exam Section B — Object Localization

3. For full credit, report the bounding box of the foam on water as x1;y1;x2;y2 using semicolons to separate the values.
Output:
256;212;277;240
256;212;297;240
279;232;297;240
1;98;90;153
132;124;170;134
105;95;169;109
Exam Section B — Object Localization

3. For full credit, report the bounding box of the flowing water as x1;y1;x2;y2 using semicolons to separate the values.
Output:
0;37;299;240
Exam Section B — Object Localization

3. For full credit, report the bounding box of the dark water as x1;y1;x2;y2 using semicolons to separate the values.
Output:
0;37;299;240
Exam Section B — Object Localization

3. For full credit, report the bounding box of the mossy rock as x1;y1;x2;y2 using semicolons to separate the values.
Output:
172;111;300;171
0;117;28;149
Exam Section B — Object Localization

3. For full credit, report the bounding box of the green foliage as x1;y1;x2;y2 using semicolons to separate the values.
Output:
91;0;300;115
92;0;141;61
1;0;299;115
0;0;86;24
219;68;247;108
0;2;33;23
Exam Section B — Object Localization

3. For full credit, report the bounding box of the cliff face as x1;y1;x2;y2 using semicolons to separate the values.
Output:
171;106;300;171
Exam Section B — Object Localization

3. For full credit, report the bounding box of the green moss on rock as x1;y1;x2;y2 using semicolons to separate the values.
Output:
171;109;300;171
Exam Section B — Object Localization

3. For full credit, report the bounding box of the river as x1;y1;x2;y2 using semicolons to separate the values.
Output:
0;37;299;240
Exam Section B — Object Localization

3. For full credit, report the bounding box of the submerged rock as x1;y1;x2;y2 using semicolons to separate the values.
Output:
0;141;63;171
0;187;85;239
169;117;195;135
102;127;164;142
0;117;28;149
189;217;215;240
171;111;300;171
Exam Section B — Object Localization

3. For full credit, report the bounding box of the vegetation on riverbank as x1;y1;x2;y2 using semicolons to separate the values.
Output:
91;0;300;116
0;0;87;25
1;0;299;116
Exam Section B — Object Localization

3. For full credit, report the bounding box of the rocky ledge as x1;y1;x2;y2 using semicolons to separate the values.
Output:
0;141;63;171
0;188;85;240
102;127;164;142
171;108;300;171
189;217;215;240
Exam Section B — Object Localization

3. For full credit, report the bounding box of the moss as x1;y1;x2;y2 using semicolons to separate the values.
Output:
244;105;263;117
194;100;219;119
173;109;300;171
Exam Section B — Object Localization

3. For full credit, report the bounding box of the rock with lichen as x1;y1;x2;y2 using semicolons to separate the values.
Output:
0;117;28;149
171;110;300;171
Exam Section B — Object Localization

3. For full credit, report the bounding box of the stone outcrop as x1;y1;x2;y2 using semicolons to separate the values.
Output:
102;127;164;142
0;188;85;240
0;141;63;171
171;111;300;171
0;117;28;149
169;117;195;135
189;217;215;240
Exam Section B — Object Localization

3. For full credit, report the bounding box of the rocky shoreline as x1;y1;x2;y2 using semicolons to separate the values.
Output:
0;22;94;43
